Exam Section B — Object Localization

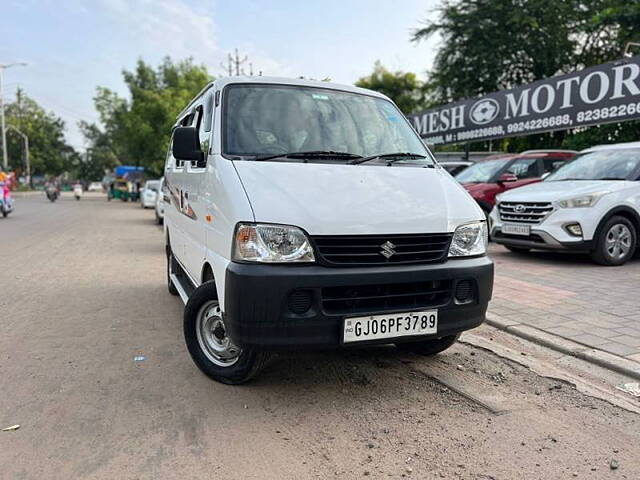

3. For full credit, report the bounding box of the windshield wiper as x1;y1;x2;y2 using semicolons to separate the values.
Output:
349;152;428;165
253;150;363;162
597;177;627;181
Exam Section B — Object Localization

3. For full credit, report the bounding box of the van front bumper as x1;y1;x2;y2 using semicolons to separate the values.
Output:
224;257;494;350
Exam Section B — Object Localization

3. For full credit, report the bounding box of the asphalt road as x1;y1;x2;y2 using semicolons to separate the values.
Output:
1;195;639;479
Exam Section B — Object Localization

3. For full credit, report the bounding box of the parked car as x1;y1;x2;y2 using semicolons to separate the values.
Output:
490;141;640;266
88;182;103;192
440;161;472;176
455;150;577;215
155;176;166;225
140;179;160;208
164;76;494;384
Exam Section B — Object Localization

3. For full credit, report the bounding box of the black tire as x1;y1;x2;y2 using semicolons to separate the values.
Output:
590;215;637;266
166;247;179;296
155;212;163;225
505;245;530;254
184;281;270;384
2;210;7;218
396;334;460;356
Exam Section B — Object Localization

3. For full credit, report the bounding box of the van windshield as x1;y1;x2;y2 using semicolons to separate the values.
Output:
222;84;432;164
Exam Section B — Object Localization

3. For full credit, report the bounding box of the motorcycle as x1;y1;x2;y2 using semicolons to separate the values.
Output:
46;186;59;203
73;184;83;201
0;181;13;218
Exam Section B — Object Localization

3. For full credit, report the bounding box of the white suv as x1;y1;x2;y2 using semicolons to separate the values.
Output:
490;141;640;266
164;76;493;384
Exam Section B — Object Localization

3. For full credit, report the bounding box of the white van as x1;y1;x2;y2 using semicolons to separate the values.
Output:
490;141;640;266
164;77;493;384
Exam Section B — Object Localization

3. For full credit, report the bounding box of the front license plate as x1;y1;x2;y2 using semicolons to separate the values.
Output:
343;310;438;344
502;223;530;236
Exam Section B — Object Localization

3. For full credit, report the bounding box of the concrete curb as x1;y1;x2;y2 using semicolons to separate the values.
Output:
11;191;43;198
486;313;640;381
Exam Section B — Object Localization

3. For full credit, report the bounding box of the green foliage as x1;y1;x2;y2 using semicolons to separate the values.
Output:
4;89;78;176
355;61;430;114
83;57;213;176
413;0;640;150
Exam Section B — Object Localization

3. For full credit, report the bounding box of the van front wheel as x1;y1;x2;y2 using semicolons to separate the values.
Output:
184;281;270;384
396;334;460;356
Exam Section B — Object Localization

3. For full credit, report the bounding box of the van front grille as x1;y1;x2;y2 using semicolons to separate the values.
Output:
312;233;452;266
321;280;452;315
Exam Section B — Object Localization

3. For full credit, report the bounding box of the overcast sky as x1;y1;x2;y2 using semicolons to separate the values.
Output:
1;0;440;148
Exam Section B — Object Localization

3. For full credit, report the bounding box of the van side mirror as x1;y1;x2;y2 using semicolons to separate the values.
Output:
498;172;518;183
172;127;204;166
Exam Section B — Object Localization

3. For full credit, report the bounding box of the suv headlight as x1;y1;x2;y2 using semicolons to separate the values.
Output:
448;221;488;257
557;193;605;208
233;223;315;263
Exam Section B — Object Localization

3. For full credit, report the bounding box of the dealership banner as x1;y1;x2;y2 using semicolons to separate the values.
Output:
408;56;640;145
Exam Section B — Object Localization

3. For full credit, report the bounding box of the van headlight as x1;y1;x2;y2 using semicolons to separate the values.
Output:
448;221;488;257
557;193;605;208
233;223;315;263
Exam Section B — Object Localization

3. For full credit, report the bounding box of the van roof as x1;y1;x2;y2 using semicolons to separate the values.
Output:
176;76;390;121
215;75;388;98
581;141;640;153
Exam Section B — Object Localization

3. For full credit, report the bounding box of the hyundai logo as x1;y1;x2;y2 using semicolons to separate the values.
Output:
514;204;527;213
380;241;396;259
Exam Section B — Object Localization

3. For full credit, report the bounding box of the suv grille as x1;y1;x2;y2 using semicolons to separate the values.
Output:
498;202;553;224
321;280;452;315
312;233;452;266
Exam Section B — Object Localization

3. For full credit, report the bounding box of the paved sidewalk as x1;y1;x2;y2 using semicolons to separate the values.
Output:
488;244;640;363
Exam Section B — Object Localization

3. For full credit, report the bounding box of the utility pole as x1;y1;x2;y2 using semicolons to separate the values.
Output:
229;49;249;75
5;125;29;185
0;62;27;171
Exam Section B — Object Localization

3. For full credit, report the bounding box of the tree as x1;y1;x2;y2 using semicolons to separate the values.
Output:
413;0;581;104
83;57;213;175
4;89;77;176
412;0;640;150
355;61;429;114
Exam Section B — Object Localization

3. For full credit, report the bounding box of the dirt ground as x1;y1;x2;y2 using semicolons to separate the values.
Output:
1;195;639;479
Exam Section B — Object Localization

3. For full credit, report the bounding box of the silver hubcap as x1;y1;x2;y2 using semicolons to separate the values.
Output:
196;301;241;367
605;224;632;260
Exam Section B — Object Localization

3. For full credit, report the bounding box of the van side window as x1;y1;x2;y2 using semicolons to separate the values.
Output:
181;113;194;127
203;91;213;132
196;105;210;154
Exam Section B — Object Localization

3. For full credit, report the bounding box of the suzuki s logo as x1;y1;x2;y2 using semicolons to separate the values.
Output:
469;98;499;125
380;241;396;259
514;204;527;213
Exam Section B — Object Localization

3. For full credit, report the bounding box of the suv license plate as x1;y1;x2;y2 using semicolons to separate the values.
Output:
502;223;530;236
343;310;438;344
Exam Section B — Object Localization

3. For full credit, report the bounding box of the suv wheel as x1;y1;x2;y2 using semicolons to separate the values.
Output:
184;281;270;384
396;334;460;356
590;216;637;266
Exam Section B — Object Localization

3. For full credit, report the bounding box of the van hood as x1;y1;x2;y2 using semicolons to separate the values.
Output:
233;161;483;235
498;180;634;203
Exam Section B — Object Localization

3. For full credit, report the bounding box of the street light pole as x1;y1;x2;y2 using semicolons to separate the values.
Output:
5;125;29;185
0;62;27;171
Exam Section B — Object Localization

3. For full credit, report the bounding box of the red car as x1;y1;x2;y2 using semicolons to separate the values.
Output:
454;150;577;214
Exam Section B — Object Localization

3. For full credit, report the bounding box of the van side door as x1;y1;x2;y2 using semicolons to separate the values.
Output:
182;97;212;283
165;112;197;269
